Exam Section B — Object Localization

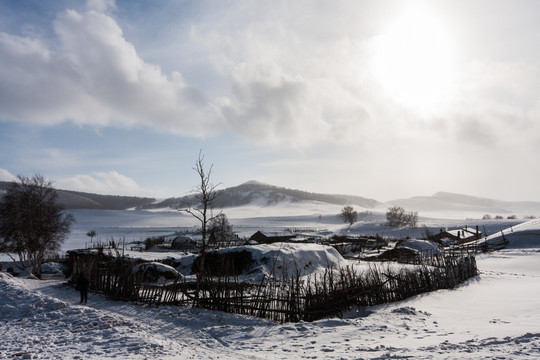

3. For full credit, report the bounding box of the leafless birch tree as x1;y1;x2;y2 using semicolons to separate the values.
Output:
178;150;221;275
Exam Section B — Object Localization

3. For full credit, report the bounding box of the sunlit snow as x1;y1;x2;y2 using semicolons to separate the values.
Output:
1;203;539;359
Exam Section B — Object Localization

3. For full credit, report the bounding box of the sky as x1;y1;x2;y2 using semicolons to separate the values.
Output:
0;0;539;202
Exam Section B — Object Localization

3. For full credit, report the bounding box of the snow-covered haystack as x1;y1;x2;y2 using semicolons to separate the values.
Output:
189;243;346;280
132;262;182;284
217;243;345;280
41;262;65;277
396;239;441;255
482;218;540;249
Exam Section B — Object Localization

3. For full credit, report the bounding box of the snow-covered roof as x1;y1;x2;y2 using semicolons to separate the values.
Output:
397;239;440;254
445;227;479;238
252;230;294;238
172;235;196;244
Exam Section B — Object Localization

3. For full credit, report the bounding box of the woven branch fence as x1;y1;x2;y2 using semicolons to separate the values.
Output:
68;251;477;323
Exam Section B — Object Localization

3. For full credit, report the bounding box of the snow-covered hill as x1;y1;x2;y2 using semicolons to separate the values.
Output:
0;181;156;210
143;181;380;210
382;191;540;219
481;218;540;249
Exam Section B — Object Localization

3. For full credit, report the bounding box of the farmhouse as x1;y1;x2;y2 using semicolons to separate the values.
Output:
249;230;295;244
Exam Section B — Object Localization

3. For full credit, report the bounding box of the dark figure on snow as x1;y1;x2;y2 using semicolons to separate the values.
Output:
76;274;89;303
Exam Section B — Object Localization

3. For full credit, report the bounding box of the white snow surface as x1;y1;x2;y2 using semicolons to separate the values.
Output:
481;218;540;249
2;249;539;359
1;207;540;359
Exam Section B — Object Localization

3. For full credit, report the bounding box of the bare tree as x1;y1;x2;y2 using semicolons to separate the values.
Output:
386;206;418;228
86;230;97;243
0;175;74;278
339;206;358;225
178;151;221;275
386;206;405;227
404;210;418;227
209;213;234;248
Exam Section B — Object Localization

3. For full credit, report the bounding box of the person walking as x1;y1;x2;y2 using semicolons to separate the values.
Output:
76;273;89;303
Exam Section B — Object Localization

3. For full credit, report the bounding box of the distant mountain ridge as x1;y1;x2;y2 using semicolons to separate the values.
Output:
2;180;539;216
142;181;380;210
0;180;379;210
0;181;155;210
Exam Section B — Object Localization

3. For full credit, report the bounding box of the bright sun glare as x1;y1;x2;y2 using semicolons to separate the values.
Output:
372;7;457;115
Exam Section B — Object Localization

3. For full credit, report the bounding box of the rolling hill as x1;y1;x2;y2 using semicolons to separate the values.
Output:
142;180;380;210
384;191;540;218
0;181;155;210
2;180;540;217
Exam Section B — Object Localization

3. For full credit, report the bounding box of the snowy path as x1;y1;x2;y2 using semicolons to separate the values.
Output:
1;274;265;359
2;249;540;359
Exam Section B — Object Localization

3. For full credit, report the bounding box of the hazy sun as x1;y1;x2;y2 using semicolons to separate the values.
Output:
372;7;457;115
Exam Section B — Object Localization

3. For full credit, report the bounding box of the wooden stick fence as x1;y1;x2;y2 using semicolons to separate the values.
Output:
68;250;477;323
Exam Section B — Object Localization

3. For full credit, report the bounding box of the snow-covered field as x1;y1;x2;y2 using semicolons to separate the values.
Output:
55;204;531;253
1;204;539;359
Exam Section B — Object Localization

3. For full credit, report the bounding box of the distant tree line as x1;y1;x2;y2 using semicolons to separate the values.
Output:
483;214;532;220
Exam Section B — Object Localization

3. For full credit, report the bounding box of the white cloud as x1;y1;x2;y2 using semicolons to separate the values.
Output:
0;2;385;147
56;171;148;196
1;0;540;155
0;168;17;182
196;9;378;146
430;60;540;149
0;8;218;135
